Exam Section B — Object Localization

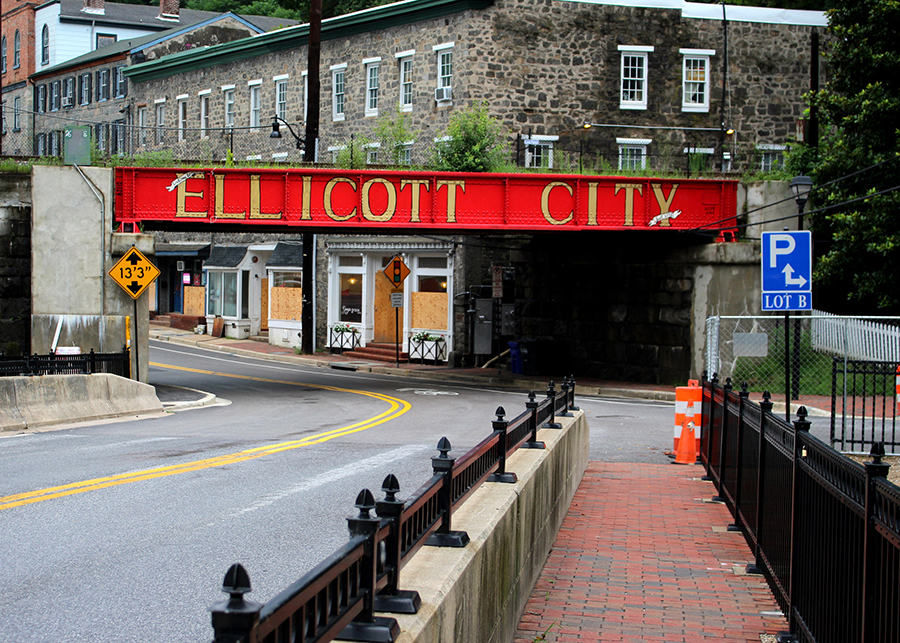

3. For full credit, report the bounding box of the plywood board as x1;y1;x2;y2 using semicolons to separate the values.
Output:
271;287;302;321
183;286;205;317
260;278;269;330
411;292;448;330
374;273;402;343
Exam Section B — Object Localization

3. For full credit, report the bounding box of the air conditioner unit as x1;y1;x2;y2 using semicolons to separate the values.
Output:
176;260;185;272
435;86;452;102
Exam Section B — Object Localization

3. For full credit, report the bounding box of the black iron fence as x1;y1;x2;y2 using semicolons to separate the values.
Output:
831;359;899;454
0;346;130;378
701;376;900;643
208;379;577;643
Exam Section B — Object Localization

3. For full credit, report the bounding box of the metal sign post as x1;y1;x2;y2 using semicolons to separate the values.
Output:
383;256;410;368
761;231;813;419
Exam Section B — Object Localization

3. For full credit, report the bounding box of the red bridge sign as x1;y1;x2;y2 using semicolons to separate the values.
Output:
114;167;737;233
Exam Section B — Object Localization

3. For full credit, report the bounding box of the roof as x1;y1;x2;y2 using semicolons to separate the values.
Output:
154;243;210;257
563;0;827;26
31;11;285;79
204;246;248;268
125;0;494;82
266;243;304;268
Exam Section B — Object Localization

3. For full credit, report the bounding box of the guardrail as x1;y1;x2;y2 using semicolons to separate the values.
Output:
701;376;900;643
208;379;577;643
0;347;130;378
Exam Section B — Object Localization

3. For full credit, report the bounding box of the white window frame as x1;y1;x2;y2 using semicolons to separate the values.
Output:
79;72;91;105
198;89;211;138
398;141;413;165
97;68;110;101
138;106;148;146
331;63;347;122
248;79;262;129
524;134;558;169
37;85;46;113
62;77;75;108
396;50;415;111
758;143;786;172
364;141;380;165
364;57;380;118
177;94;188;142
154;98;166;145
274;74;288;121
41;25;49;65
13;97;21;131
617;137;651;171
434;42;453;103
114;65;127;98
680;48;714;113
618;45;652;110
222;85;235;128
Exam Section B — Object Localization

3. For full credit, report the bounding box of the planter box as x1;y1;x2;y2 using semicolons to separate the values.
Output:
409;338;447;364
330;327;361;354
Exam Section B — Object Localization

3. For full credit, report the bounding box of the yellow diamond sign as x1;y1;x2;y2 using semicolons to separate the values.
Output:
109;247;160;299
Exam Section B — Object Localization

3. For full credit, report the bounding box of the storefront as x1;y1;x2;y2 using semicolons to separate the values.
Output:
325;240;454;355
203;244;273;339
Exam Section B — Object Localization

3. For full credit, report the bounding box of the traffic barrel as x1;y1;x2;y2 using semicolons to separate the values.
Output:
674;379;702;453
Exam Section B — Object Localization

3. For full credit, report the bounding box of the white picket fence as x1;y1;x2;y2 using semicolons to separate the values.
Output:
809;310;900;362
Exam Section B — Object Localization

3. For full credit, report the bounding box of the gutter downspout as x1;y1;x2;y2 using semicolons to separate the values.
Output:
74;164;107;352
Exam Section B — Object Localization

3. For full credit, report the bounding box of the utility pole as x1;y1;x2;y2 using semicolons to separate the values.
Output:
301;0;322;355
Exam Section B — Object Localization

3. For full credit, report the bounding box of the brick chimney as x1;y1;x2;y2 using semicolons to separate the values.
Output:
82;0;105;15
158;0;180;21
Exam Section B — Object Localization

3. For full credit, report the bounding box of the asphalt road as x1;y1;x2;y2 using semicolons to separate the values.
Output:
0;340;676;643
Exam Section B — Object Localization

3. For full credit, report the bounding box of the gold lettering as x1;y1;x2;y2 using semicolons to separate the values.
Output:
400;179;430;223
541;181;574;225
587;182;599;226
214;174;245;219
300;175;312;220
362;178;397;222
249;174;282;219
651;183;679;226
175;173;206;218
436;180;465;223
614;183;643;226
324;177;357;222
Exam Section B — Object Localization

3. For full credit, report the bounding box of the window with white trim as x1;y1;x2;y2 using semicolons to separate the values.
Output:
274;75;288;121
398;142;413;165
758;144;786;172
155;99;166;144
524;135;558;169
177;95;188;142
680;49;714;113
50;81;60;111
365;142;380;165
13;97;21;131
331;63;347;121
41;26;49;65
13;31;20;68
434;42;453;103
199;90;210;138
248;80;261;129
364;58;380;117
96;68;110;101
618;46;652;110
37;85;46;113
396;50;414;111
1;37;6;74
114;65;127;98
138;106;148;146
62;77;75;108
223;86;235;128
79;72;91;105
617;137;651;171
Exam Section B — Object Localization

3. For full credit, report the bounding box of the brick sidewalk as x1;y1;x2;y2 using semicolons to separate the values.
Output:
513;463;786;643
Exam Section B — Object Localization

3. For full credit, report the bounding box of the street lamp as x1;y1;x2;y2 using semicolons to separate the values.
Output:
789;175;813;229
270;116;306;150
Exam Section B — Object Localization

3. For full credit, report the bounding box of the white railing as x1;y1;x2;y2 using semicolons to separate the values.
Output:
809;310;900;362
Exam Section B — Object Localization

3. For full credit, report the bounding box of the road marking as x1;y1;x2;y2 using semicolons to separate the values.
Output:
0;364;411;511
231;443;426;516
395;388;459;396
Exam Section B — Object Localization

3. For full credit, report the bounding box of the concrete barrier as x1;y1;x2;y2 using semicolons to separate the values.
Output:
336;410;589;643
0;374;163;431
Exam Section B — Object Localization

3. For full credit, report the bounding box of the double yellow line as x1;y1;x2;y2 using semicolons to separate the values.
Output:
0;363;411;511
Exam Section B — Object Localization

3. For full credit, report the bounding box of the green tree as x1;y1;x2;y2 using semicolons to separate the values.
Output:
431;102;509;173
803;0;900;310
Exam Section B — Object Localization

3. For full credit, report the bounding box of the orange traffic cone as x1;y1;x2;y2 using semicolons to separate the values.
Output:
674;402;697;465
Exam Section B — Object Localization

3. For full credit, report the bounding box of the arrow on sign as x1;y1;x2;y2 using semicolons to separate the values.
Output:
127;281;142;295
126;252;141;265
783;264;808;287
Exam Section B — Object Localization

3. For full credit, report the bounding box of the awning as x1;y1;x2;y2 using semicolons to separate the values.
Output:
154;243;210;257
204;245;248;269
266;242;304;269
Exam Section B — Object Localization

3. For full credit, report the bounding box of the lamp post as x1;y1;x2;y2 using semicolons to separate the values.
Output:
789;175;813;230
269;116;306;150
788;174;814;403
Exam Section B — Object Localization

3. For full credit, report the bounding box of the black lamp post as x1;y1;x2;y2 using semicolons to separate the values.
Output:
269;116;306;150
789;175;813;229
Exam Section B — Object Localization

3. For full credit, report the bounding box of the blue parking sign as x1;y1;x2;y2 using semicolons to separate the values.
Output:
761;231;812;311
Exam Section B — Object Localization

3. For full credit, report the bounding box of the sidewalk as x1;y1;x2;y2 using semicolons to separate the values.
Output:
148;325;785;642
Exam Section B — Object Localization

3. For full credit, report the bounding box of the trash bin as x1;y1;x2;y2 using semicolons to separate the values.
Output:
508;341;523;374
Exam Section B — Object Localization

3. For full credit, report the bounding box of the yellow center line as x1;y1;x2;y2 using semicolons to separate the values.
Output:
0;363;412;511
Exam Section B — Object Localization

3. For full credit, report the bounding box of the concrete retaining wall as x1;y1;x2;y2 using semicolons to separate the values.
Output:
0;373;163;432
337;410;589;643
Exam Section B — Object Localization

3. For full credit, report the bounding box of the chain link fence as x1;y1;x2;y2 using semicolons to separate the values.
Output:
706;312;900;451
4;105;791;177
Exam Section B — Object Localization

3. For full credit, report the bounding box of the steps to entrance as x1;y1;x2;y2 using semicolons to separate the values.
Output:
343;342;408;364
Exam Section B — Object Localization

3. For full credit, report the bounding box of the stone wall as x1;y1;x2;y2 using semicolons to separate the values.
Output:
0;172;31;355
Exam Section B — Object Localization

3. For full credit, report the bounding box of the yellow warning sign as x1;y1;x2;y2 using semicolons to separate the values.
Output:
108;247;160;299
